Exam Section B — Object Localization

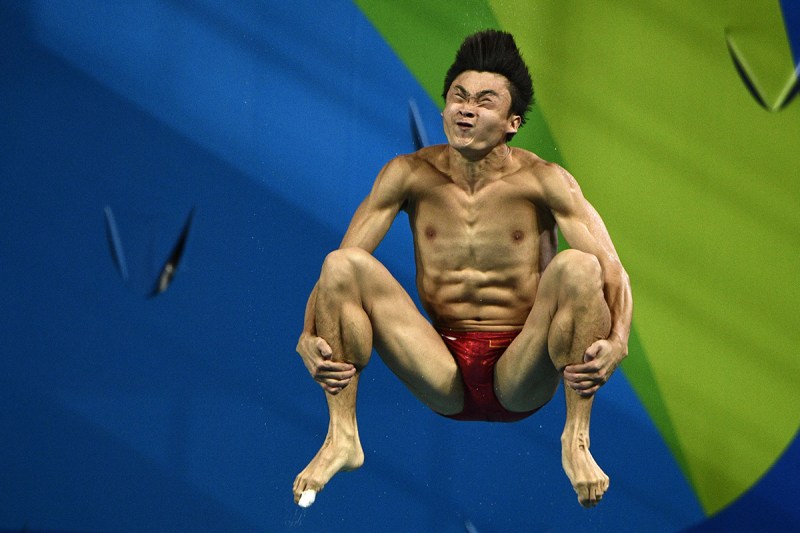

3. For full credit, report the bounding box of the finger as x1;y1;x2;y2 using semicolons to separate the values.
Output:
324;380;355;394
317;361;356;373
316;373;354;387
563;371;588;386
315;363;355;387
584;344;605;363
568;367;607;382
316;368;356;381
316;338;333;358
564;367;598;381
569;371;602;386
565;360;602;375
577;384;600;397
564;371;600;388
569;378;596;388
585;340;602;356
319;377;354;390
563;369;584;383
321;372;355;388
585;339;613;360
563;365;585;378
322;383;344;394
567;380;598;393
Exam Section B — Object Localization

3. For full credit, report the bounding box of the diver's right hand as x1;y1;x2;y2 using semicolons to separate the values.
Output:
296;333;356;394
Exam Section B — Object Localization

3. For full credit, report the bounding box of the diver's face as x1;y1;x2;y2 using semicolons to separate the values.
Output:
442;70;520;155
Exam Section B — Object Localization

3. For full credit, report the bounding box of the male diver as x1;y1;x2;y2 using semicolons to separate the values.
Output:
294;30;632;508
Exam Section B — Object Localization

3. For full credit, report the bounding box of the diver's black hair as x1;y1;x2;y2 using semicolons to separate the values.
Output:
442;30;534;128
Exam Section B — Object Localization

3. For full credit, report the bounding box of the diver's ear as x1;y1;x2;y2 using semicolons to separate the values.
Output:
506;114;521;136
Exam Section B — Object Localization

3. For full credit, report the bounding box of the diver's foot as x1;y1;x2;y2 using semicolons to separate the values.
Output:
292;432;364;505
561;431;609;508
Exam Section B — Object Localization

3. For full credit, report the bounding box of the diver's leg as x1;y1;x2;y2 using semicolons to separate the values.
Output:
293;248;461;504
549;251;611;508
495;249;611;507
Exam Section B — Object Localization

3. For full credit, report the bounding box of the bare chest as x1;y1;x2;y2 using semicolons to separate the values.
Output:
408;182;550;270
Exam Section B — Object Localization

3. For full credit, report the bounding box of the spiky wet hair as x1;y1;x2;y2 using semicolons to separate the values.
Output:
442;30;534;127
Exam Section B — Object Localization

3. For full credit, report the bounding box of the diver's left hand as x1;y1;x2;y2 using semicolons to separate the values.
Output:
563;339;625;397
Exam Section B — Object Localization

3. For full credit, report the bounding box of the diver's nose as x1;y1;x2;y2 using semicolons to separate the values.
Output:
459;107;476;118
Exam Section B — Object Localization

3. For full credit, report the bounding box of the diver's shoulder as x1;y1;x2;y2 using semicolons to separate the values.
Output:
510;146;552;169
410;144;448;163
376;146;447;188
511;148;572;185
396;144;448;173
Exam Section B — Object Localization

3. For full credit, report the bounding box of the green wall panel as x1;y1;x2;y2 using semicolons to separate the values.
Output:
493;0;800;515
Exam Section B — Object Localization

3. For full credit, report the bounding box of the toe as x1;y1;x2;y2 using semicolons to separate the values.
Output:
588;486;599;508
292;481;305;503
576;483;591;508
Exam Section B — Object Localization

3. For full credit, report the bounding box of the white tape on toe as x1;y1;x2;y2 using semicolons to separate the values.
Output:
298;489;316;508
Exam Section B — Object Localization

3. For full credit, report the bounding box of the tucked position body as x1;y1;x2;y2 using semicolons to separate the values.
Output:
293;31;631;508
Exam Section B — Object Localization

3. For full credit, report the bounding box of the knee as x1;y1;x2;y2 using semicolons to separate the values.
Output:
551;250;603;297
319;247;371;292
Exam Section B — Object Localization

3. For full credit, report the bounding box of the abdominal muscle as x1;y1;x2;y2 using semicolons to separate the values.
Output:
416;265;540;331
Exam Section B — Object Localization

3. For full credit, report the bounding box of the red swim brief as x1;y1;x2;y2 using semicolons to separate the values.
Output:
436;328;542;423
